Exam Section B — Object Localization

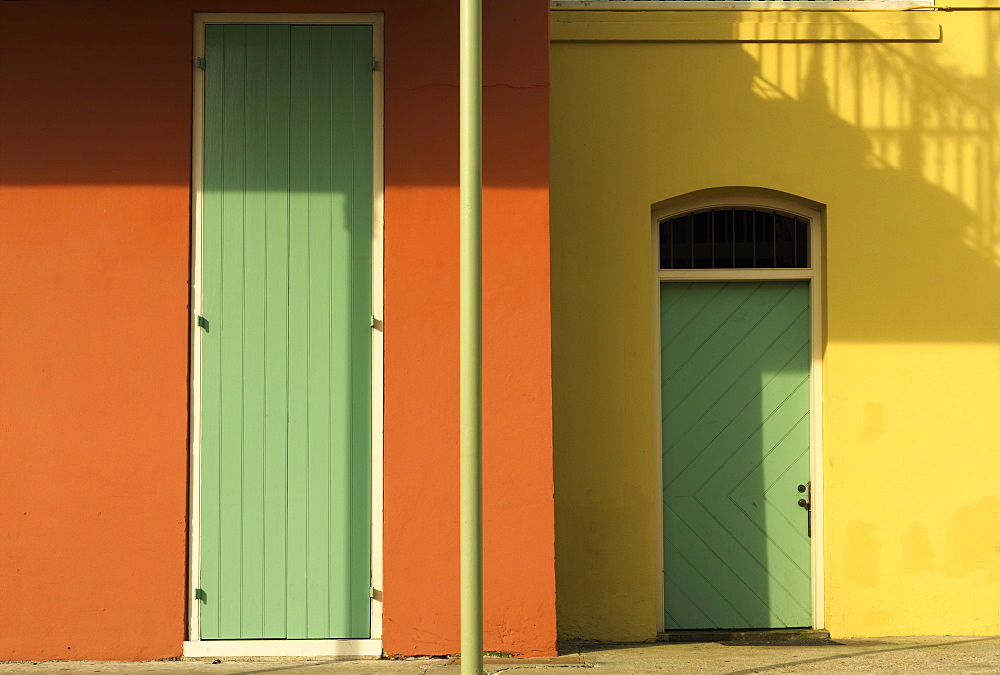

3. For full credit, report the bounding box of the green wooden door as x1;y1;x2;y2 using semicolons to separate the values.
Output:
661;281;811;630
198;24;373;640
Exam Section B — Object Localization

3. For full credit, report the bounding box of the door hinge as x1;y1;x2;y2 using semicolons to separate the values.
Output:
369;585;375;598
196;57;206;70
370;314;375;328
371;57;377;71
196;315;209;332
194;588;207;603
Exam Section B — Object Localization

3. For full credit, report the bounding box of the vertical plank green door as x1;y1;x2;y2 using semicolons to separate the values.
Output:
200;24;373;640
661;282;811;630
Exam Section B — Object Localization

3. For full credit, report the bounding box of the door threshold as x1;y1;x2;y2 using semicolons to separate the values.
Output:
183;639;382;659
659;629;831;644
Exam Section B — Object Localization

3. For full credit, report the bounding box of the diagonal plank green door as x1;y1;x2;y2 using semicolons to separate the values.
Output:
661;281;811;630
199;24;373;639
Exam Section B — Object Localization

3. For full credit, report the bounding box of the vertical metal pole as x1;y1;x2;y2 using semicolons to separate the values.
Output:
459;1;483;674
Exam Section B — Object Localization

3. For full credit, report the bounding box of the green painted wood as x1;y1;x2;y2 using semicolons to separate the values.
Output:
284;25;311;640
241;24;268;639
217;24;247;639
261;23;291;641
200;23;225;642
661;281;811;630
200;23;374;640
347;28;375;640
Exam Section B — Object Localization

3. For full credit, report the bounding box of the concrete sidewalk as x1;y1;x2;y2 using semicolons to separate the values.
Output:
3;637;999;675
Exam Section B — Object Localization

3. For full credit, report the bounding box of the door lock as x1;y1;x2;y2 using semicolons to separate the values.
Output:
796;482;811;509
797;482;812;537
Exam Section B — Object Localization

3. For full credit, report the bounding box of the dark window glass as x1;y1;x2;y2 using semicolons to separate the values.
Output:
692;211;713;268
753;210;775;268
668;213;693;268
795;217;810;267
659;222;671;269
775;214;797;268
659;207;811;270
712;209;734;268
733;209;754;268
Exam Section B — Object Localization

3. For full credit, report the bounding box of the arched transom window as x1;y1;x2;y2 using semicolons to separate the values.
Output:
658;207;810;270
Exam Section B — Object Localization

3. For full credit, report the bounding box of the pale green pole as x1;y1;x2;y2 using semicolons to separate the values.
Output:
459;0;484;674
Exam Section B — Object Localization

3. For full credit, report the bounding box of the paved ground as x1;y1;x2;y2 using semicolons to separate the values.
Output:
3;637;999;675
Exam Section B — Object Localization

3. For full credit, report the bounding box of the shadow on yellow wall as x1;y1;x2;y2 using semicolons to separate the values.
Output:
550;8;1000;642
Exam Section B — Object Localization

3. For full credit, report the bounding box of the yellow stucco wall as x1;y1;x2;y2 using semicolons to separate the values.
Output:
551;8;1000;641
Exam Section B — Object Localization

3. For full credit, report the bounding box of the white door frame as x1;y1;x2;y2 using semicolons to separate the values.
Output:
651;188;825;632
186;12;385;658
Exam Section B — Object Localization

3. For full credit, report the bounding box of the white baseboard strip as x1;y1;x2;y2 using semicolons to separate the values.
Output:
182;639;383;659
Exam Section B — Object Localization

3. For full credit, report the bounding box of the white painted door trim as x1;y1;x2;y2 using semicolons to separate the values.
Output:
187;12;385;657
651;188;825;632
183;640;382;659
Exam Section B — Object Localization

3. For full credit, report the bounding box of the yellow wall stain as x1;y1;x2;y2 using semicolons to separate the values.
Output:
902;524;933;575
947;497;1000;580
846;522;881;589
860;403;885;442
862;611;892;631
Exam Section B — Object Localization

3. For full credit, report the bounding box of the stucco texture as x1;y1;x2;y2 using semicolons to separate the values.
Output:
551;9;1000;642
0;0;554;661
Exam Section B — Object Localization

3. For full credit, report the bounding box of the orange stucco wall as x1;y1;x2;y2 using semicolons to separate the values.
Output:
0;0;554;661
